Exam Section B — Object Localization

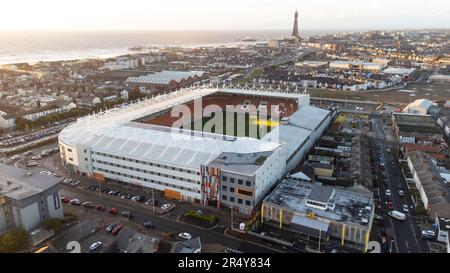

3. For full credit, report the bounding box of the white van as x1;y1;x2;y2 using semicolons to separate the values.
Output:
388;210;406;221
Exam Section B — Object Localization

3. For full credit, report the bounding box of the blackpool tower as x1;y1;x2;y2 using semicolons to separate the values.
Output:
292;10;299;38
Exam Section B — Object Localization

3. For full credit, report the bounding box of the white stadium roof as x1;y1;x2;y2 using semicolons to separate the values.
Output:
288;105;331;131
59;85;312;170
90;122;279;169
126;70;205;85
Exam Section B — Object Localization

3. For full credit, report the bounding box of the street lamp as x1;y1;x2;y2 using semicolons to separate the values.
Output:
152;189;155;214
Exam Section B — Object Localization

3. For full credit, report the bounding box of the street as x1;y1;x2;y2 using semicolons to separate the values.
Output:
371;116;425;253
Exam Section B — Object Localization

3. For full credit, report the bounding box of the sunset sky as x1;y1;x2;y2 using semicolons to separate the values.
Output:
0;0;449;30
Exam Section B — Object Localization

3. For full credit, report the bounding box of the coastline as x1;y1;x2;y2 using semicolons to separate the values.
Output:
0;41;259;66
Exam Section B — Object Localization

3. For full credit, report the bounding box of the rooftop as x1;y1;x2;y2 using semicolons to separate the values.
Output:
208;151;275;176
264;178;373;227
126;70;205;85
0;164;61;200
383;67;416;75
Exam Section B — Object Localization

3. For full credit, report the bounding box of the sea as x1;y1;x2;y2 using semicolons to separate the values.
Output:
0;29;361;65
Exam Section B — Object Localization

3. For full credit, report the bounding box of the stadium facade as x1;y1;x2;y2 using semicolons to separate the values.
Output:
58;84;333;214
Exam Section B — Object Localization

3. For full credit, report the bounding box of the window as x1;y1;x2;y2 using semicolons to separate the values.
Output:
68;148;72;152
68;157;73;161
229;187;235;193
245;200;251;206
222;185;227;191
238;179;243;185
230;197;235;202
238;198;243;204
222;195;227;201
222;176;227;181
246;181;251;186
237;189;253;197
230;178;235;183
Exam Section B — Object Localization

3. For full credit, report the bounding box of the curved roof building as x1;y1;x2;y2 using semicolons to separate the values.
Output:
58;85;332;213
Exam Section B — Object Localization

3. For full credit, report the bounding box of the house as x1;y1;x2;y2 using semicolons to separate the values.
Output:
407;151;450;218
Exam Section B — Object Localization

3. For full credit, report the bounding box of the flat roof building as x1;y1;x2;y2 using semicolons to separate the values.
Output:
392;113;443;144
262;177;374;249
0;164;63;233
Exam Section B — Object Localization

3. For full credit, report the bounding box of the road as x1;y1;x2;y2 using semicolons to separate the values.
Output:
371;116;422;253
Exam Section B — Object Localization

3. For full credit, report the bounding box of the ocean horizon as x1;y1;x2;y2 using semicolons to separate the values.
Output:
0;29;372;65
2;28;441;65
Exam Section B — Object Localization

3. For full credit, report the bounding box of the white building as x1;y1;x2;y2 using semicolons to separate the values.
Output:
58;86;331;212
402;99;433;115
383;67;416;77
120;90;129;100
329;61;384;72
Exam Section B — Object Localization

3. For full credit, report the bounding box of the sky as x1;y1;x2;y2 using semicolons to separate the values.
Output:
0;0;449;31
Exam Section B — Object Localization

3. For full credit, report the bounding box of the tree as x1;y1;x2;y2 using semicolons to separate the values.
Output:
0;228;30;253
14;117;32;131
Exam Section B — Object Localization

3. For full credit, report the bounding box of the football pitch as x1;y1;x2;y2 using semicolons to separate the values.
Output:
185;111;279;139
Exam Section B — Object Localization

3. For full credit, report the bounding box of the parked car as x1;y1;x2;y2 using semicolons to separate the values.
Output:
161;204;171;210
95;205;105;211
143;221;154;229
135;196;146;202
402;204;409;213
82;201;95;208
421;230;436;240
121;211;133;218
108;208;119;215
70;199;81;205
398;190;405;197
89;242;103;252
31;155;42;160
385;189;391;197
88;185;99;191
105;223;118;232
386;201;394;210
26;161;38;167
61;196;70;203
62;178;73;184
178;232;192;240
111;224;124;235
145;199;154;206
70;180;80;186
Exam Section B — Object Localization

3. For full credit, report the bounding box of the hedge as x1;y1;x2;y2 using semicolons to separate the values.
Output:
184;210;218;224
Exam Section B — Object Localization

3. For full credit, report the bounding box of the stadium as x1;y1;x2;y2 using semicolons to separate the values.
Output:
58;84;334;214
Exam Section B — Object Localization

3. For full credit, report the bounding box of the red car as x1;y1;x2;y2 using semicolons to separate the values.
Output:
61;196;70;203
111;224;124;235
108;208;119;215
386;201;394;210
